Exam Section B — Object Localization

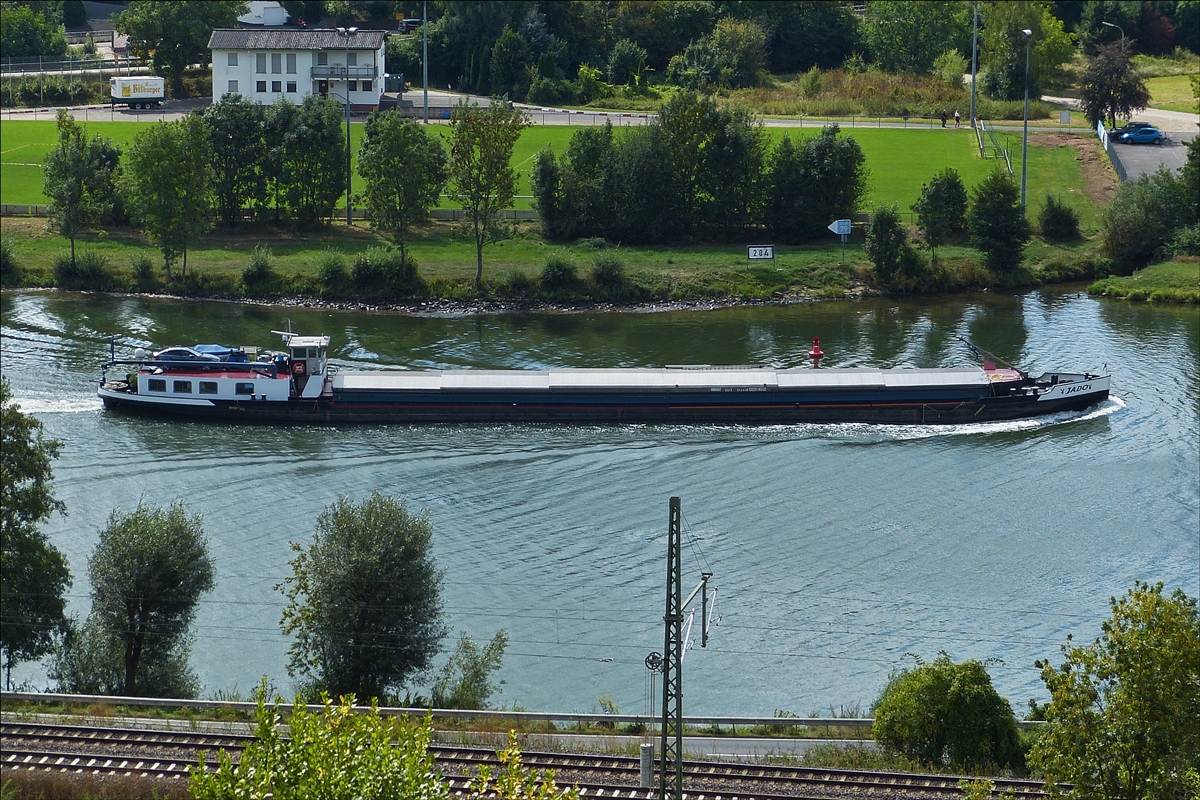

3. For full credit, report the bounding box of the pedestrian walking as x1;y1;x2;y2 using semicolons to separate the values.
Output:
954;110;961;128
940;110;947;128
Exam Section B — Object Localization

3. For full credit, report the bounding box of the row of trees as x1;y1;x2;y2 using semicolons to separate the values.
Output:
1;378;506;705
43;97;530;287
386;0;1198;101
866;166;1033;290
532;92;866;245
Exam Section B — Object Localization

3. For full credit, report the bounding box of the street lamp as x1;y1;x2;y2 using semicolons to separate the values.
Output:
336;26;358;225
1101;20;1126;51
422;0;429;123
1020;28;1032;213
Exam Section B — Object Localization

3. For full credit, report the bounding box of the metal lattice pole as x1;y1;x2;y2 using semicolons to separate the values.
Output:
659;497;683;800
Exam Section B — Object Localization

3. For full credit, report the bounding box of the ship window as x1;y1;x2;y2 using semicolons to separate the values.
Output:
173;380;193;394
148;378;166;392
235;382;255;395
199;381;219;395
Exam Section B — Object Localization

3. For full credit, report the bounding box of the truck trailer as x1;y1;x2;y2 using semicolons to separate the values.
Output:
110;77;164;109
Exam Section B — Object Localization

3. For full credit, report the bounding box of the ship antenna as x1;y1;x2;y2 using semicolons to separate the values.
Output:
956;335;1027;378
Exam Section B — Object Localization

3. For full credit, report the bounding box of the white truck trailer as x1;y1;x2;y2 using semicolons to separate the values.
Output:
110;77;165;109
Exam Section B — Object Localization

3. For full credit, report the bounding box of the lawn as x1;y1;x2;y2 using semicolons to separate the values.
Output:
1089;258;1200;303
1145;74;1199;114
2;118;1096;224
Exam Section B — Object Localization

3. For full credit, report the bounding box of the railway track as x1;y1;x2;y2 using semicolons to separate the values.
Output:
1;720;1049;799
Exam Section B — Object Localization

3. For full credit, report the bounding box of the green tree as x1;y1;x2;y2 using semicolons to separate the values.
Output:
489;24;533;99
911;167;967;265
0;3;67;58
121;114;214;278
1101;165;1192;274
980;1;1075;101
116;0;247;95
262;97;301;221
865;204;916;288
447;99;529;290
746;0;860;74
0;378;70;688
606;37;646;86
192;686;451;800
667;17;768;90
765;124;867;244
1029;582;1200;800
43;109;122;267
1079;41;1151;129
358;109;448;266
279;493;446;702
282;94;347;227
872;653;1023;770
63;501;215;696
861;0;971;73
966;168;1031;280
202;94;267;229
432;630;508;710
51;613;202;697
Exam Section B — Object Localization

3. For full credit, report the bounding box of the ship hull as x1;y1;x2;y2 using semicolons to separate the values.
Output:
98;383;1109;425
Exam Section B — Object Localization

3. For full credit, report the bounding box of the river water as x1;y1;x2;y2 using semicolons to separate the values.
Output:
2;288;1197;716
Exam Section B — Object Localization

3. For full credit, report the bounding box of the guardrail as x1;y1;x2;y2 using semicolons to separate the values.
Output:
1096;121;1128;182
1;691;1043;729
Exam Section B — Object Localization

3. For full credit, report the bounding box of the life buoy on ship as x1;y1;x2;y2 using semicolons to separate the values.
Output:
292;361;306;375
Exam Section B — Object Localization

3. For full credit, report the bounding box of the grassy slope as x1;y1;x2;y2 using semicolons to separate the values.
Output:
1145;74;1200;114
1088;259;1200;302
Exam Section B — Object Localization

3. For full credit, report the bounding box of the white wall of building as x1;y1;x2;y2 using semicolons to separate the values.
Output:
211;42;385;109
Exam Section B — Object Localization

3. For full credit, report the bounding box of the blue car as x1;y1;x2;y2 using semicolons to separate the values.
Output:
1119;127;1163;144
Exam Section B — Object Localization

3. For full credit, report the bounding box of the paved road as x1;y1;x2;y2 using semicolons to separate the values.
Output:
1111;130;1196;180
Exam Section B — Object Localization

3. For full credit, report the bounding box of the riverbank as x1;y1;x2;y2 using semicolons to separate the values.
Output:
1088;258;1200;303
1;216;1114;307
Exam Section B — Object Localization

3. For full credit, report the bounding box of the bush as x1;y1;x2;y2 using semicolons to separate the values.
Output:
241;245;275;291
1170;222;1200;257
590;255;625;287
1102;167;1192;275
872;653;1023;770
575;237;613;250
317;248;348;293
1038;194;1080;241
130;254;156;290
501;269;532;297
53;250;114;291
540;256;578;289
967;169;1031;281
0;237;18;285
352;247;420;299
865;204;922;289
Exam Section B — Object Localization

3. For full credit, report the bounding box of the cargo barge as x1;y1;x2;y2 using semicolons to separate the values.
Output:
97;331;1111;425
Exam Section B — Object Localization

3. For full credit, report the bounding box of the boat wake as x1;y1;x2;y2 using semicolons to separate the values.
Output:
13;395;103;415
749;396;1125;442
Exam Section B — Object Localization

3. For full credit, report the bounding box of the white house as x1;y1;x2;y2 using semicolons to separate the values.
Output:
208;28;388;111
237;1;290;27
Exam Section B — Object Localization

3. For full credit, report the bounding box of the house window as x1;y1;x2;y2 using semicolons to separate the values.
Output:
199;381;219;395
256;80;267;93
173;380;193;394
346;52;357;66
227;79;239;94
346;80;356;92
272;80;282;92
286;53;296;73
235;382;255;396
227;52;238;67
147;378;166;392
360;80;372;93
271;53;282;73
256;52;266;73
286;81;296;93
317;52;328;65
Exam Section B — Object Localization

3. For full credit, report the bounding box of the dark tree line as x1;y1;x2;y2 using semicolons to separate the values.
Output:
533;92;867;245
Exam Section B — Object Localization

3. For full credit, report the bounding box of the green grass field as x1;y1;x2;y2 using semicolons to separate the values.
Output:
1145;74;1200;113
1089;258;1200;303
2;119;1095;226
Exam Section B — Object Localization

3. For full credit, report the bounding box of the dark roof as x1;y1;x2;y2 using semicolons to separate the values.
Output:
208;28;388;51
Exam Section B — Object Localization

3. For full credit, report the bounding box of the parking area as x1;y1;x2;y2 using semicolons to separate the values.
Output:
1112;130;1196;180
